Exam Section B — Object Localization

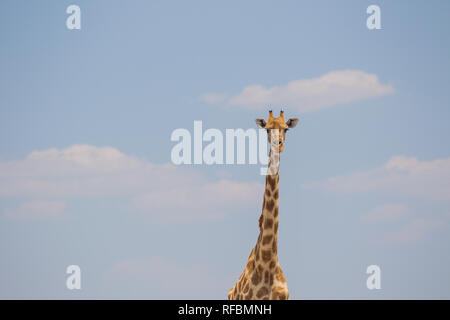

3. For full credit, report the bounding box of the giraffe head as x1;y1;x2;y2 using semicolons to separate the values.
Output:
255;110;299;153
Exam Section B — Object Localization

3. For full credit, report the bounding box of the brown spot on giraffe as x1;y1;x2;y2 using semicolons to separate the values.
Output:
264;218;273;229
267;175;276;191
265;199;274;212
257;264;263;274
273;189;279;200
269;260;276;269
261;249;272;262
258;214;263;230
256;286;269;298
251;271;262;286
262;234;273;245
228;111;299;300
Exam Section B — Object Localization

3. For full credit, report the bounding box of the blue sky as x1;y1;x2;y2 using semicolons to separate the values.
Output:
1;0;449;299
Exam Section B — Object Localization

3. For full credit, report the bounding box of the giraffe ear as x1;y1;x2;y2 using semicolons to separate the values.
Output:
286;118;299;128
255;118;267;129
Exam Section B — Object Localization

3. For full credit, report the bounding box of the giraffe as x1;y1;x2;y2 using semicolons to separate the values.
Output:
228;110;299;300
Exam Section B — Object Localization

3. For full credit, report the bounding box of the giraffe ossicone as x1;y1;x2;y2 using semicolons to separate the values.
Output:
228;110;299;300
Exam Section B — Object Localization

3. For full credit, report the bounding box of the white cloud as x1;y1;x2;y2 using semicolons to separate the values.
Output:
362;203;410;223
307;155;450;244
131;180;262;222
306;155;450;202
0;145;263;221
201;70;394;112
199;93;228;104
377;218;445;244
3;200;66;220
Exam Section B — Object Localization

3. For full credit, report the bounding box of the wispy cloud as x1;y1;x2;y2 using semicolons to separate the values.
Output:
362;203;445;244
0;145;262;222
131;179;261;222
3;200;66;220
199;93;228;104
376;218;446;245
362;203;410;223
201;70;394;112
308;155;450;244
305;155;450;202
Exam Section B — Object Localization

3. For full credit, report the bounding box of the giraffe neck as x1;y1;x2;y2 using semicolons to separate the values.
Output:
255;147;280;266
